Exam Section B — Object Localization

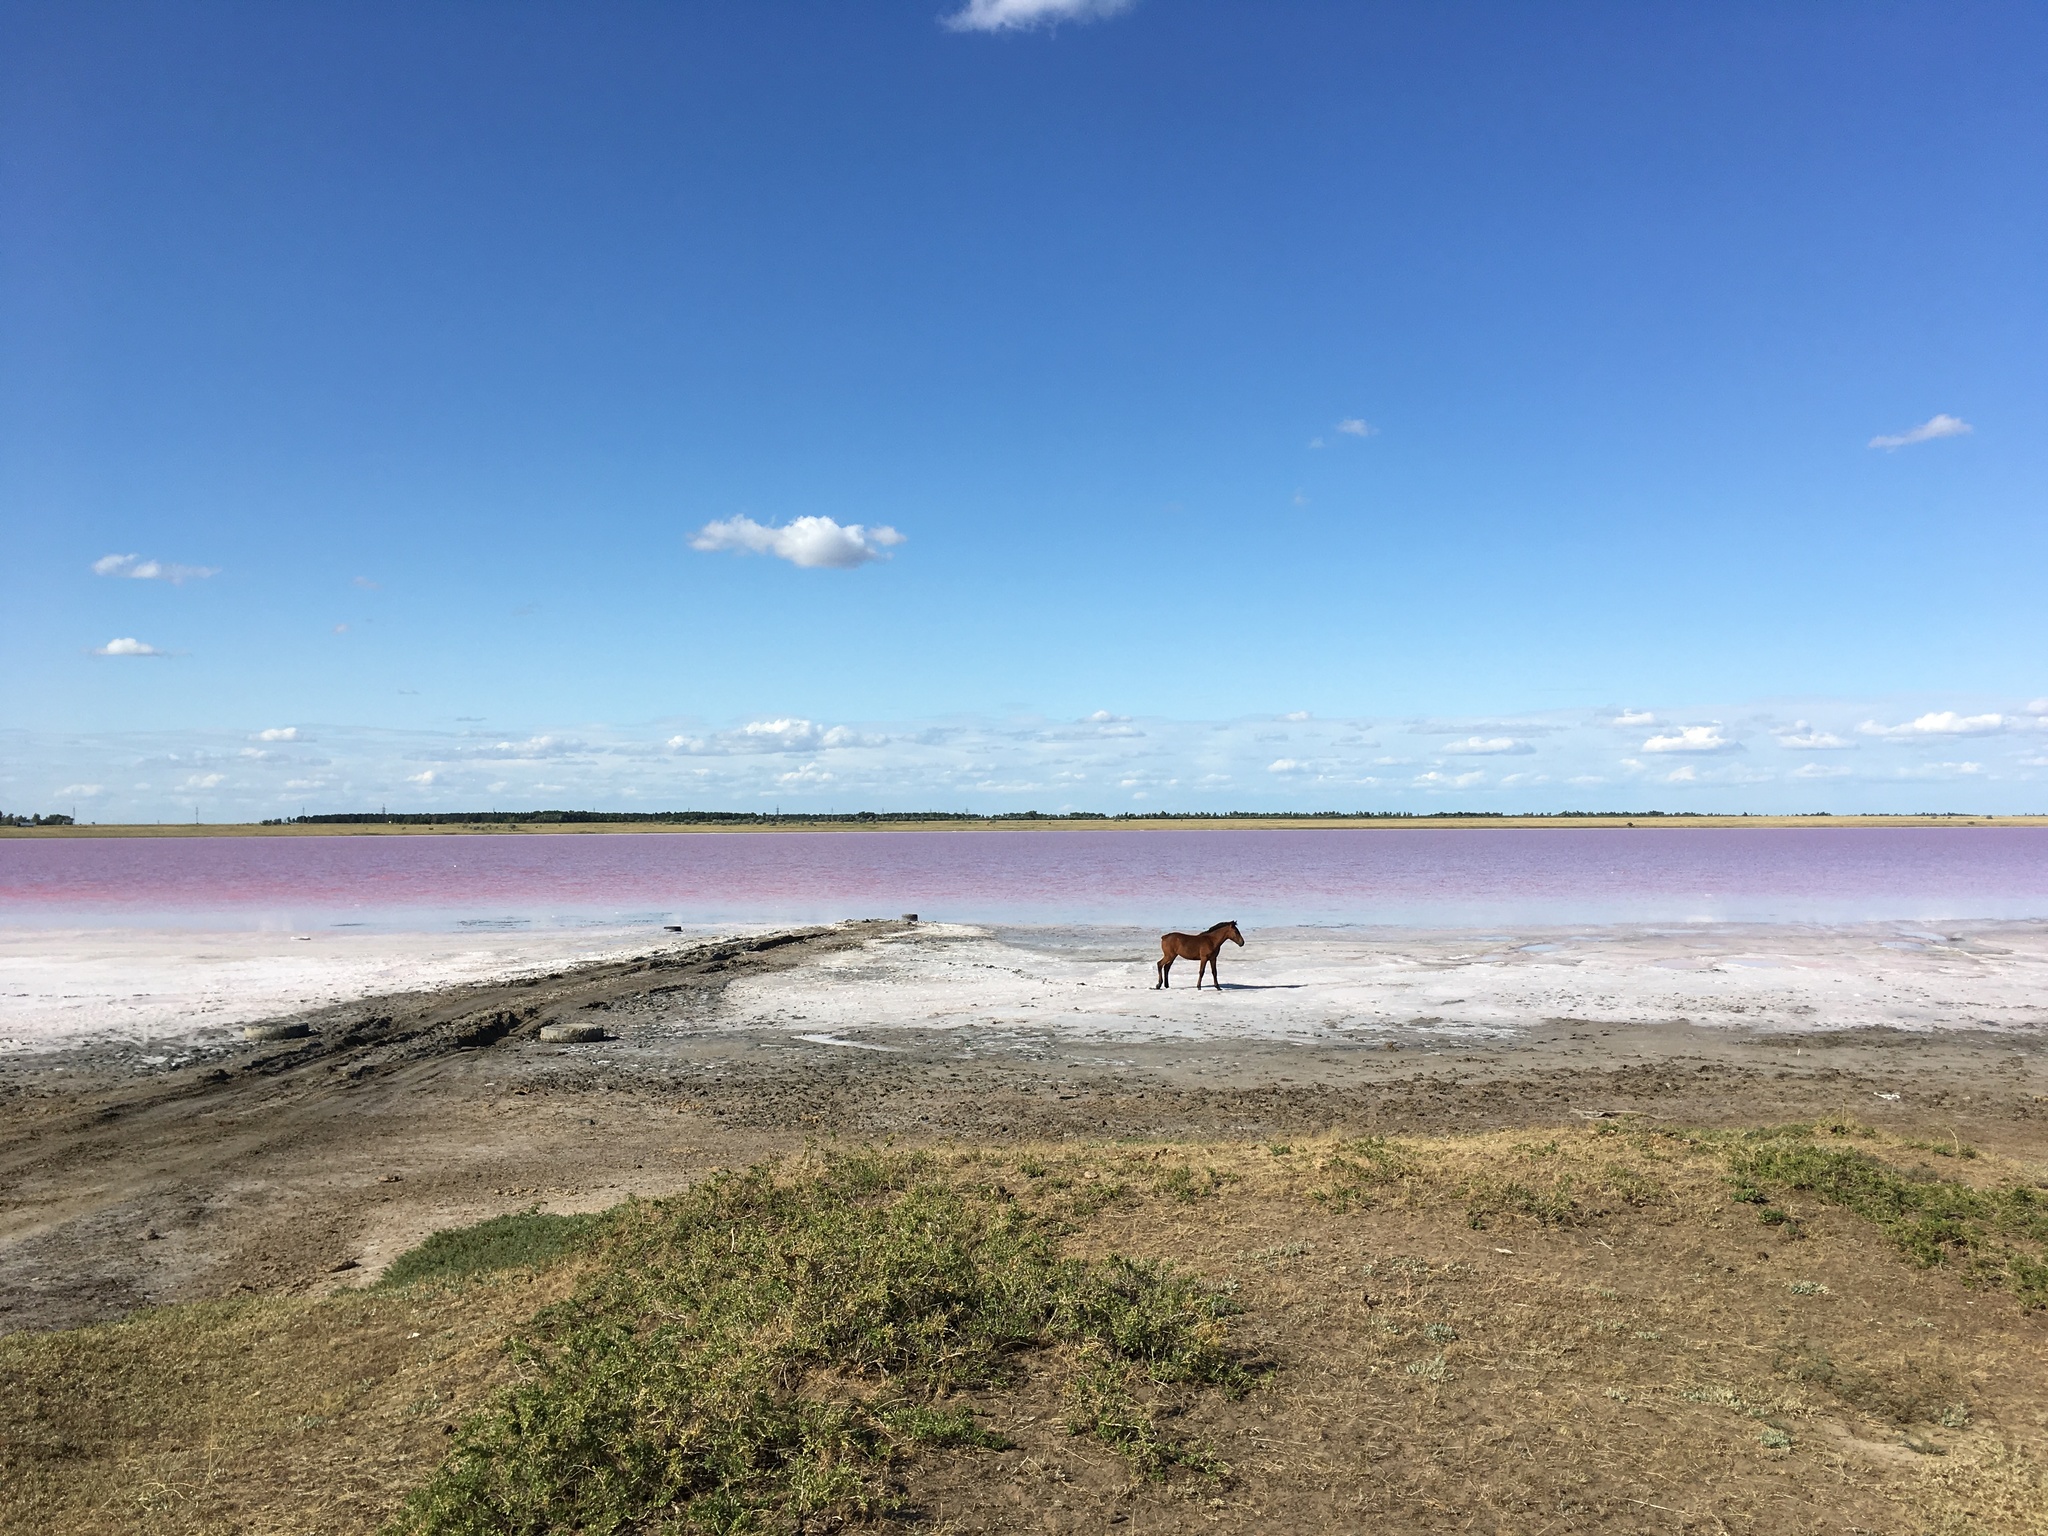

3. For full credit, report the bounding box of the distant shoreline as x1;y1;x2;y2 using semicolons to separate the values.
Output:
4;813;2040;838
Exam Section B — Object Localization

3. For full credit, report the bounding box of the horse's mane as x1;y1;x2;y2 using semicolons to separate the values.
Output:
1206;919;1238;933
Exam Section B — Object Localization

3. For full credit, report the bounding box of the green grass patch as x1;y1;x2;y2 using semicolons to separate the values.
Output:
387;1152;1249;1536
378;1209;607;1288
1306;1136;1416;1213
1725;1126;2048;1308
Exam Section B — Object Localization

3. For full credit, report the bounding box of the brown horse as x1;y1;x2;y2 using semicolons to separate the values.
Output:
1155;920;1244;990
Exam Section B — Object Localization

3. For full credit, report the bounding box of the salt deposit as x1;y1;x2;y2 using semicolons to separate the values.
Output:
6;917;2045;1055
717;920;2048;1045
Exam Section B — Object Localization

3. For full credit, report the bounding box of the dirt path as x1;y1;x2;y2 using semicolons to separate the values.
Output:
4;920;2045;1335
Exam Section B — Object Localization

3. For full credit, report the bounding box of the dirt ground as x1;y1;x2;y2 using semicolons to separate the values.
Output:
3;921;2047;1534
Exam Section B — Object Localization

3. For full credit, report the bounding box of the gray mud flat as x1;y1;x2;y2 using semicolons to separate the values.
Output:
2;919;2045;1335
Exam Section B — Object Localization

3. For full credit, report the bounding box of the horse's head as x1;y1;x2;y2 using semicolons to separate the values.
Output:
1222;920;1244;946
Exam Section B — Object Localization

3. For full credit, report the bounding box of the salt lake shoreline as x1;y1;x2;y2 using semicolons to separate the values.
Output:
3;917;2045;1338
9;915;2048;1057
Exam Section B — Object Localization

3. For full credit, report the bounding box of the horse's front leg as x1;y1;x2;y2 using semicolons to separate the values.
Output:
1211;954;1222;990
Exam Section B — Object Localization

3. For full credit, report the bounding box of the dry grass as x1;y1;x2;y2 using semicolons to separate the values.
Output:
5;1123;2046;1534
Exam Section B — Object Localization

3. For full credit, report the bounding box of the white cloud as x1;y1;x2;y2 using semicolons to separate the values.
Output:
1087;710;1131;724
667;719;883;756
1267;758;1303;773
56;783;104;797
1280;711;1311;722
2026;698;2048;715
92;553;218;583
743;719;826;751
942;0;1134;31
408;770;436;785
1335;418;1377;438
691;514;904;569
1642;725;1736;753
1859;712;2005;739
182;773;225;789
1665;765;1697;783
1792;762;1852;779
1776;722;1850;750
1414;770;1486;789
255;727;300;742
1441;736;1534;756
1609;710;1656;728
92;637;166;657
1868;414;1972;451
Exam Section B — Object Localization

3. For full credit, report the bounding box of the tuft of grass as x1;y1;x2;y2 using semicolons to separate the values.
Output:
1156;1163;1235;1203
1463;1174;1579;1230
1306;1137;1416;1213
378;1210;607;1288
387;1153;1248;1535
1725;1127;2048;1307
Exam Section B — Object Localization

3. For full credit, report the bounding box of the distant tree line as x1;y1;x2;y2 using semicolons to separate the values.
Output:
261;808;1777;828
0;812;74;826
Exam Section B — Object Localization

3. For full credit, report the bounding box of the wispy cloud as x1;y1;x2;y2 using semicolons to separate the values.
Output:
1408;718;1561;737
92;637;167;657
1266;758;1303;774
943;0;1135;31
1607;709;1656;728
254;727;300;742
666;719;882;756
1335;418;1377;438
1868;413;1972;451
1642;725;1737;753
1414;769;1486;789
1440;736;1534;756
92;554;218;583
691;515;905;569
1776;722;1850;750
1791;762;1852;779
1859;712;2005;739
447;735;588;761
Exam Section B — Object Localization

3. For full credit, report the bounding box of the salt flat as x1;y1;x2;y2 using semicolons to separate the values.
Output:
0;924;711;1052
5;917;2047;1054
717;919;2048;1044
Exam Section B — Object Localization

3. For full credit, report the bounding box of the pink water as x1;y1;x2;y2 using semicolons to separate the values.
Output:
4;828;2046;930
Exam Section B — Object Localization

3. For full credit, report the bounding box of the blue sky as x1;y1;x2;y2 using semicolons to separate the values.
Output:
3;0;2045;817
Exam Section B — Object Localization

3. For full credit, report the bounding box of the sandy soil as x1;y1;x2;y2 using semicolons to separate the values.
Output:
2;920;2044;1338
